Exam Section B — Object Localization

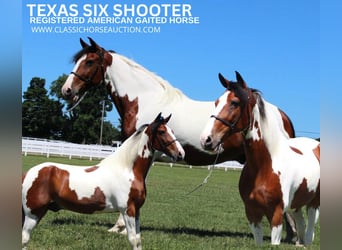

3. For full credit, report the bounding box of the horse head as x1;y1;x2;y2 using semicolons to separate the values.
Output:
200;71;254;151
147;113;185;161
61;37;113;104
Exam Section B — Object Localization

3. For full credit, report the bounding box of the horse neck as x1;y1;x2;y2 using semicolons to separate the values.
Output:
100;129;154;178
106;53;171;102
243;97;287;172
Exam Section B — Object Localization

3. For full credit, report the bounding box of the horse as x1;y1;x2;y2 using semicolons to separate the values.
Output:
61;37;296;165
61;37;297;239
200;71;320;246
22;113;185;250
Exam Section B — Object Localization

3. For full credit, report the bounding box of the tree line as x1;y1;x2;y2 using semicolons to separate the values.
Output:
22;75;121;145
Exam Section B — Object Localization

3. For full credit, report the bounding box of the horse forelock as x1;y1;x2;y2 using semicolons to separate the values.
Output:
72;47;93;63
228;82;265;120
72;47;115;64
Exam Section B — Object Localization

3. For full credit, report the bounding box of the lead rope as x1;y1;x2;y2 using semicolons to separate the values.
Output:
186;144;223;195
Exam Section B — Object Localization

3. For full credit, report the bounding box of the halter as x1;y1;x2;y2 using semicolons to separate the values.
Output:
210;91;252;136
149;123;178;153
70;50;106;89
210;114;240;132
66;50;106;113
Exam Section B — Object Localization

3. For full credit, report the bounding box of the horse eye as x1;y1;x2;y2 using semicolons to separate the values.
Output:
85;60;94;66
158;130;165;135
231;100;240;107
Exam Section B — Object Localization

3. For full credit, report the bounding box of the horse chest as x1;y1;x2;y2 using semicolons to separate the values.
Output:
239;166;283;209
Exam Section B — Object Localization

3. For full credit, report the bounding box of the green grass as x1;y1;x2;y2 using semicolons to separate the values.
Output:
22;155;320;249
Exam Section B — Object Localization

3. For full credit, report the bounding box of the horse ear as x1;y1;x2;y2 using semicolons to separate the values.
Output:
218;73;230;89
235;71;247;89
154;112;163;122
80;38;89;48
88;37;100;49
164;114;172;124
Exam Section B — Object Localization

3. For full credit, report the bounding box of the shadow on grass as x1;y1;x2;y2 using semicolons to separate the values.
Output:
51;217;262;240
142;225;257;239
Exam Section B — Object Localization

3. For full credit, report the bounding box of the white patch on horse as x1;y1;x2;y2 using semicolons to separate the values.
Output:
62;55;86;94
245;105;261;141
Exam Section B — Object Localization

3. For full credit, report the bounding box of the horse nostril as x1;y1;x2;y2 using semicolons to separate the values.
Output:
204;136;213;149
63;88;72;97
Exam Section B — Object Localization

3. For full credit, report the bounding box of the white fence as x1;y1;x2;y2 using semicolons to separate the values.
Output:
22;137;119;160
22;137;243;170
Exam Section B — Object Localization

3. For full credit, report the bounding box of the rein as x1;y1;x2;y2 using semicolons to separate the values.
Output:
65;91;88;112
186;144;222;195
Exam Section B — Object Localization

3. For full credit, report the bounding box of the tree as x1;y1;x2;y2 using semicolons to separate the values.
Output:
22;77;66;139
50;75;121;144
23;75;121;144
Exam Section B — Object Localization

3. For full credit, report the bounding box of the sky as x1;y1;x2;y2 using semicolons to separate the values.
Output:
22;0;320;138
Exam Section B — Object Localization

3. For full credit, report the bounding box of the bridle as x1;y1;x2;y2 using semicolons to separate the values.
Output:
210;91;252;136
210;114;240;132
66;50;106;113
70;50;106;89
150;123;178;152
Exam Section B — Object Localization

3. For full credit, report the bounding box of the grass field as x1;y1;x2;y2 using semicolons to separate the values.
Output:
22;155;320;249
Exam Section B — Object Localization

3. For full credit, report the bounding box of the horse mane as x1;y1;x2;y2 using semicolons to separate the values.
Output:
230;82;266;120
134;124;149;137
251;88;266;120
114;53;185;100
72;46;185;101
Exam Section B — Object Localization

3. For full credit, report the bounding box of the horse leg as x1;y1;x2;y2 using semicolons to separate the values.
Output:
108;213;127;234
304;207;319;245
22;214;39;248
123;212;142;250
269;205;283;245
249;222;263;245
284;212;297;243
245;206;263;245
292;208;306;246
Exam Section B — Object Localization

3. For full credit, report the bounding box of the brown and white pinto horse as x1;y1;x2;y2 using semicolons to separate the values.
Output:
61;37;297;239
61;37;295;165
200;71;320;246
22;113;185;250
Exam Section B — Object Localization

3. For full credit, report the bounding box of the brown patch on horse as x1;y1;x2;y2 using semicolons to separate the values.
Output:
290;146;303;155
84;166;99;172
239;140;283;225
253;120;261;139
126;157;152;217
103;51;113;67
291;178;319;210
278;108;295;138
120;95;139;138
313;144;320;163
26;166;106;218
